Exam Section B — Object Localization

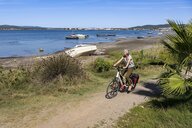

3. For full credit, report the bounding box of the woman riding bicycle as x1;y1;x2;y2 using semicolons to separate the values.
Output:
113;49;135;92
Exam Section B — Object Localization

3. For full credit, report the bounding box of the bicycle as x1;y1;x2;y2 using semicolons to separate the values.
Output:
105;67;139;99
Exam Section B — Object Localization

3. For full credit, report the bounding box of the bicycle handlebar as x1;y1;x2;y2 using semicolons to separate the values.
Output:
114;66;124;71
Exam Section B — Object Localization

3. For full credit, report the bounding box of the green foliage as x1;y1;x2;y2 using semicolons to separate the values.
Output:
0;54;88;103
159;73;192;96
131;47;167;69
135;65;164;82
35;54;86;82
107;50;122;60
0;68;30;91
107;46;174;69
93;70;116;78
115;98;192;128
159;20;192;96
158;49;176;64
162;20;192;72
93;58;111;73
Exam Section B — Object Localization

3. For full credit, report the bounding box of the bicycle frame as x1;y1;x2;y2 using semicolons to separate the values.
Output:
115;67;124;86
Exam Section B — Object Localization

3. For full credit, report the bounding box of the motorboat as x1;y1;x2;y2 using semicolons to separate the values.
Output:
158;32;163;35
137;36;145;39
96;34;116;37
65;35;79;39
75;34;89;39
65;34;89;40
38;48;44;52
65;44;97;57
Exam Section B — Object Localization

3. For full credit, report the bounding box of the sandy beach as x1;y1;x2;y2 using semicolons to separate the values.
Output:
96;37;161;50
0;37;162;68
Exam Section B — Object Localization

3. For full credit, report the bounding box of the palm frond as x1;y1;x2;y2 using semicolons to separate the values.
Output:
163;64;180;74
167;20;188;43
161;40;179;55
163;20;192;63
159;19;192;96
160;74;192;96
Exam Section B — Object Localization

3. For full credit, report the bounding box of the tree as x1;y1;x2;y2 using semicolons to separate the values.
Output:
159;20;192;96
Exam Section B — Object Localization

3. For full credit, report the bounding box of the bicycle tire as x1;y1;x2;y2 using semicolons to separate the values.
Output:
105;78;119;98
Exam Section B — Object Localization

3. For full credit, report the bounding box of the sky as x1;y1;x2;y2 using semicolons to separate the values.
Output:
0;0;191;28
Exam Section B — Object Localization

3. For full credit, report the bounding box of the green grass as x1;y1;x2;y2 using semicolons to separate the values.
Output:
0;72;110;127
135;65;165;82
107;44;176;68
114;98;192;128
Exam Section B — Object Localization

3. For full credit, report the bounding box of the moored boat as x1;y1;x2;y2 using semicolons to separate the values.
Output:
75;34;89;39
65;44;97;57
65;35;79;39
96;34;116;37
137;36;145;39
158;32;163;35
38;48;44;52
65;34;89;40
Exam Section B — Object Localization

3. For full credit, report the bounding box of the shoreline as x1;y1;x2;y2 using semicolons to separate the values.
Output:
96;36;162;50
0;36;163;68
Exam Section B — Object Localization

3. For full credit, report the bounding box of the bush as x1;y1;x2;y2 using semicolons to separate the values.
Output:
0;54;88;102
93;58;111;73
0;68;30;91
35;54;86;82
130;46;174;69
107;50;122;60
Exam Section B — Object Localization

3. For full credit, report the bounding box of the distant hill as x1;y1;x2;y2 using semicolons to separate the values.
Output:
0;25;47;30
128;24;170;30
0;24;171;30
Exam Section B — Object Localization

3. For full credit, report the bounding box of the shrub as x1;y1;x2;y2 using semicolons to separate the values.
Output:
35;54;86;82
0;54;88;102
0;68;30;91
107;50;122;60
93;58;111;73
131;46;172;69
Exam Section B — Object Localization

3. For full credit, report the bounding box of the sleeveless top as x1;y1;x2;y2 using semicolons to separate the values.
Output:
123;54;135;68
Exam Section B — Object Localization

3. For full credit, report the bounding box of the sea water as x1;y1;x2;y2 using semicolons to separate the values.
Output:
0;30;158;57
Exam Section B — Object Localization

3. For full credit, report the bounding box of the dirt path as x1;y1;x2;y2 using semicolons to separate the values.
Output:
35;80;159;128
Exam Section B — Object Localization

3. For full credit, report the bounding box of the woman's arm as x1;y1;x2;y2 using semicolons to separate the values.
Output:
113;57;123;67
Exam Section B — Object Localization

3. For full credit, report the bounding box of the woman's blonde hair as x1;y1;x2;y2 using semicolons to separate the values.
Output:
124;49;129;54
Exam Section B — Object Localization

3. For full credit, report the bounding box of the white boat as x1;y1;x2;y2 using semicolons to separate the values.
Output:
65;34;88;39
158;32;163;35
65;44;97;57
75;34;89;39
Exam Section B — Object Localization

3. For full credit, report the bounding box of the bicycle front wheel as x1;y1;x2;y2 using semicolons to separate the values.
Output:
105;79;119;99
